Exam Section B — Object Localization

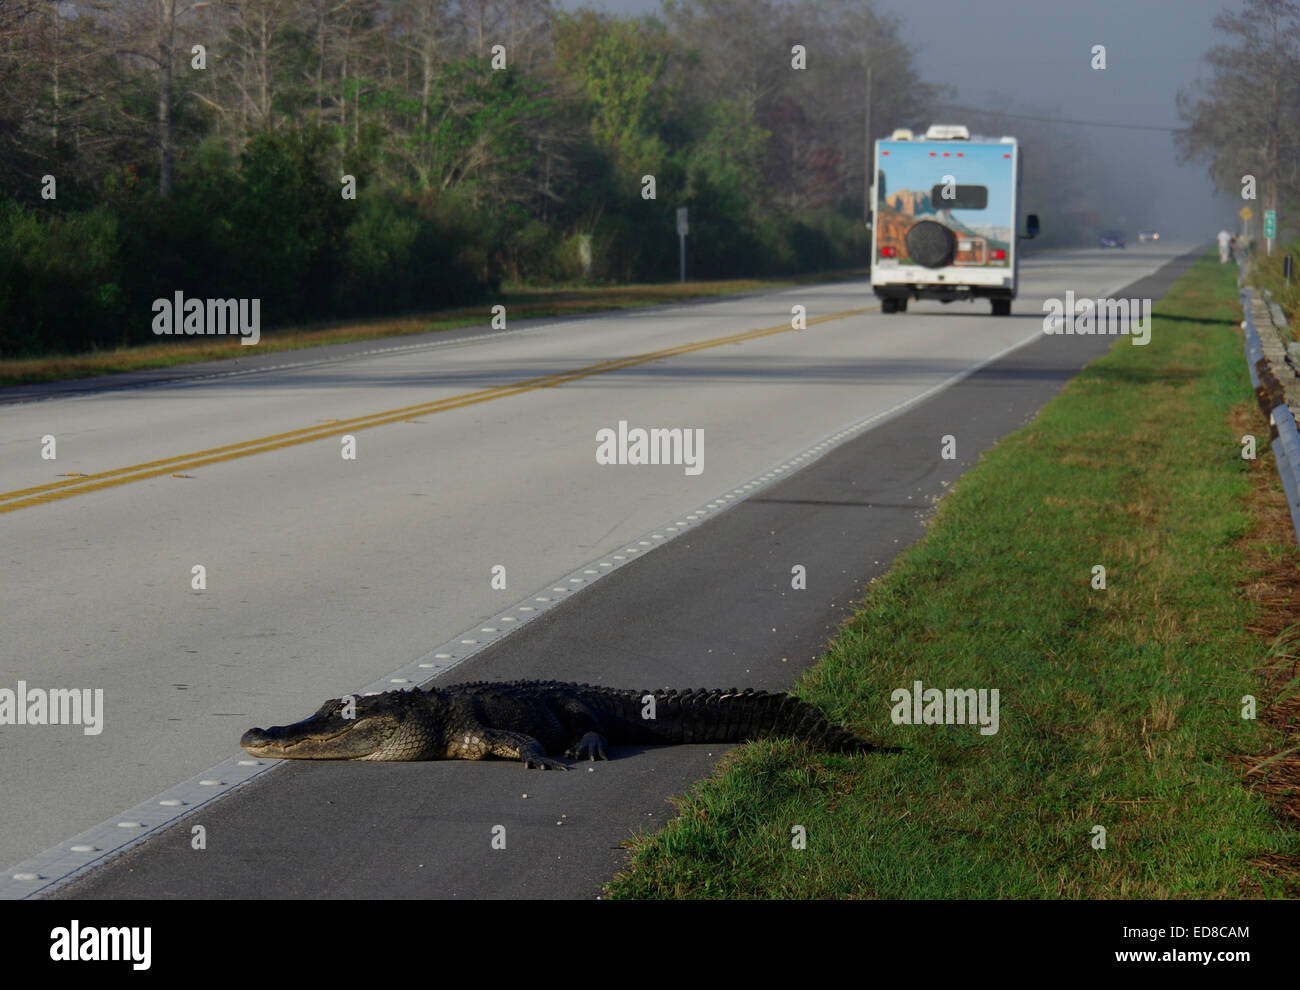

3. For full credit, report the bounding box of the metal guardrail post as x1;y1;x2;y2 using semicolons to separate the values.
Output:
1244;284;1300;548
1242;288;1262;389
1270;405;1300;542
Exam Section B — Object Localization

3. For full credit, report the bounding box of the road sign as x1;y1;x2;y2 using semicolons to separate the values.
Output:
1265;210;1276;238
676;208;688;236
1239;206;1253;221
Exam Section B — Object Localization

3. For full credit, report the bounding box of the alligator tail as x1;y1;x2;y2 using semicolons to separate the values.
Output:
635;688;895;752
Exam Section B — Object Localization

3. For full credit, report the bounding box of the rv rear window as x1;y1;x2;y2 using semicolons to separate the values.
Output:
929;184;988;210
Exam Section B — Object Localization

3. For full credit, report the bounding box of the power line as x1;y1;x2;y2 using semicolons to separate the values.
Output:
933;104;1183;133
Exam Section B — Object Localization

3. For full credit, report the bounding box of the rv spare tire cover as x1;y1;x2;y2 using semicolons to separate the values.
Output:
905;221;956;268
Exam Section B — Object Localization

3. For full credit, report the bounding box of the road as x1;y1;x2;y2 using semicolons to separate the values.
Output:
0;243;1197;897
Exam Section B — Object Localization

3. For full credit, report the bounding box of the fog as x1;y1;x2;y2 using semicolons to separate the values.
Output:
565;0;1242;241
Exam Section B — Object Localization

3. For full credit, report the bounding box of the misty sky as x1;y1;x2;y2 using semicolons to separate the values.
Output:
559;0;1244;237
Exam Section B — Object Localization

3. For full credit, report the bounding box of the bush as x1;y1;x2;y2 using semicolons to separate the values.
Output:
0;200;126;356
338;196;423;309
229;128;349;319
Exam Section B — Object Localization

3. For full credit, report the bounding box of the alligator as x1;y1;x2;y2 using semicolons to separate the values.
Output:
240;679;895;769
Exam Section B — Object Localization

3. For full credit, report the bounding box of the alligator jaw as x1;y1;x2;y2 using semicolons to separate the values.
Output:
240;725;360;759
240;715;394;760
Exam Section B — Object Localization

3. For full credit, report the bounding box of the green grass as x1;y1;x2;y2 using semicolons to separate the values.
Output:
1252;239;1300;335
0;270;866;388
606;251;1300;899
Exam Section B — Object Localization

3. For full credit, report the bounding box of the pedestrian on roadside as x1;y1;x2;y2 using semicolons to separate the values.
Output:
1218;228;1232;263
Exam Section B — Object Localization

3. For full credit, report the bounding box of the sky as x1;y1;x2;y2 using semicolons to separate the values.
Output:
558;0;1244;237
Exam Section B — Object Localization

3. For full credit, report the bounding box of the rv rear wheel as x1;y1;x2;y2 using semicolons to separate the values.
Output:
991;298;1011;316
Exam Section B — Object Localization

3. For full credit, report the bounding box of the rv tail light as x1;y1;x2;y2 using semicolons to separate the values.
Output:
880;246;897;258
992;249;1006;260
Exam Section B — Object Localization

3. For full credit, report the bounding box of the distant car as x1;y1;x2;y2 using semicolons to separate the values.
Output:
1138;230;1160;242
1099;230;1126;249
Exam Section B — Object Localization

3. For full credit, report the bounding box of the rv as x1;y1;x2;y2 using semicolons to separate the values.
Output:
870;124;1038;315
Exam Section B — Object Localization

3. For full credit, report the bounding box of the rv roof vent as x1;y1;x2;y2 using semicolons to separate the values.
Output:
890;128;914;141
924;124;970;140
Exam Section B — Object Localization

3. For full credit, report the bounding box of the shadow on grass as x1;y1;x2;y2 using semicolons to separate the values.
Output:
1080;364;1204;386
1149;311;1239;327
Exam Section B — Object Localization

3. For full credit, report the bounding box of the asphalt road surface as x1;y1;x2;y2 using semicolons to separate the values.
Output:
0;243;1199;897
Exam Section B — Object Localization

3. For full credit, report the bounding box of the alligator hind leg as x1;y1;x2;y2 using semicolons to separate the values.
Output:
565;731;609;761
552;695;609;761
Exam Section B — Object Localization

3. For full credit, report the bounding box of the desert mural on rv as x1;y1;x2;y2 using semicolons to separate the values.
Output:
875;142;1014;268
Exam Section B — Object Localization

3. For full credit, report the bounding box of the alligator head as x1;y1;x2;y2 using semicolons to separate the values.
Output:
241;690;434;761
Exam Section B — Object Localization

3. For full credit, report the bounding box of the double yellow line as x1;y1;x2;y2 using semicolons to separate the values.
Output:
1;305;872;514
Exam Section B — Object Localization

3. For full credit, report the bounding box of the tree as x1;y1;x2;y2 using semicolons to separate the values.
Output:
1177;0;1300;224
78;0;215;196
219;0;303;129
553;10;675;178
789;0;939;216
662;0;938;219
0;1;46;191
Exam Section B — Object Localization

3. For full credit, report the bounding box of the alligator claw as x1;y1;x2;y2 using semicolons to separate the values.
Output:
521;749;571;770
565;732;609;761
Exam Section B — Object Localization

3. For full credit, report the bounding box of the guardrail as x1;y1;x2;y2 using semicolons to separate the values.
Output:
1241;279;1300;546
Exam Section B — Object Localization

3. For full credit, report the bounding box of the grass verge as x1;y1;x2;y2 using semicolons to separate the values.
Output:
0;270;865;388
605;251;1300;899
1251;240;1299;331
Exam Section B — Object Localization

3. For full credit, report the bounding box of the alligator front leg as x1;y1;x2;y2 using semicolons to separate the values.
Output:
479;728;571;770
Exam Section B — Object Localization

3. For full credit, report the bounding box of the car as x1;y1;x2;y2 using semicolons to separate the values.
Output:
1099;230;1126;249
1138;230;1160;242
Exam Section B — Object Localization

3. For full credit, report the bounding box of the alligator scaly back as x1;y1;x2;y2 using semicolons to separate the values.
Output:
574;685;876;751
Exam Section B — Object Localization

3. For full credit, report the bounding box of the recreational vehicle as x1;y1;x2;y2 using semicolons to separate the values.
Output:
871;124;1039;315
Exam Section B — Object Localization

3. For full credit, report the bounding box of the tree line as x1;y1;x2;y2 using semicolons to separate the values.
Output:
2;0;1100;358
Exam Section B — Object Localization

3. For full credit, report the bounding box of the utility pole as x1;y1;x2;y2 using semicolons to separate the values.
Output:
677;208;688;283
863;61;873;224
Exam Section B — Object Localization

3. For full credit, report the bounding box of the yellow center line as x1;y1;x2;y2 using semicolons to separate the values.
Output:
1;306;873;514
